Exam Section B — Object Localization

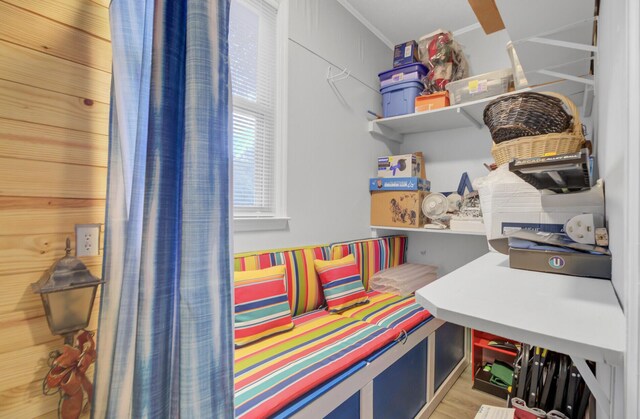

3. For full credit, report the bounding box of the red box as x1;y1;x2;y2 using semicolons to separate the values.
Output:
415;91;450;112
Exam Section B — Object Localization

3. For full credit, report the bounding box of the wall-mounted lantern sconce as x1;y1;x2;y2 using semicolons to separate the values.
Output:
31;238;103;344
32;238;103;419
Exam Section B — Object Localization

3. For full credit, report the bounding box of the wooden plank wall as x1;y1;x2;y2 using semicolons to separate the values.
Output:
0;0;110;417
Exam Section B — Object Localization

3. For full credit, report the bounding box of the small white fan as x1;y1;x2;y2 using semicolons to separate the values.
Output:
421;193;450;229
446;193;463;212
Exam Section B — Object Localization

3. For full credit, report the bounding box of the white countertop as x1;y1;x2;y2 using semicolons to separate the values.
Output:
416;252;625;365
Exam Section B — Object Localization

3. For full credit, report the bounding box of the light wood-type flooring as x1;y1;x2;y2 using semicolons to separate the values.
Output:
431;365;508;419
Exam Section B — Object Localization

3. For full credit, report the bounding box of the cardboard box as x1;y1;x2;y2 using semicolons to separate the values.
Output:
509;248;612;280
415;92;450;112
371;191;427;228
477;168;605;242
369;177;431;192
473;368;509;400
377;152;426;178
393;40;420;68
450;217;484;233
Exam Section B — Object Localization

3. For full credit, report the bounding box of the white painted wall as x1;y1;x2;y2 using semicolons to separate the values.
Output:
625;2;640;417
595;0;628;310
234;0;397;253
234;14;514;259
455;28;512;76
398;125;491;275
596;1;640;418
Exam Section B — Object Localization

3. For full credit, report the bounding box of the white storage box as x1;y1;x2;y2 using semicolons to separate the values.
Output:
446;68;514;105
475;166;605;243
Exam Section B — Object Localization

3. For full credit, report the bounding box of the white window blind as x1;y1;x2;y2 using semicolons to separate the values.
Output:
229;0;278;216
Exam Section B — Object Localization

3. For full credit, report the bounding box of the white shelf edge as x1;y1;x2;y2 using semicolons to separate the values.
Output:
370;225;486;236
368;78;588;142
368;88;532;142
368;120;403;143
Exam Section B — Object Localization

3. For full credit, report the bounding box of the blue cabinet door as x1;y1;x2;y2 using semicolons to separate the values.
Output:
373;339;428;419
434;322;465;391
324;391;360;419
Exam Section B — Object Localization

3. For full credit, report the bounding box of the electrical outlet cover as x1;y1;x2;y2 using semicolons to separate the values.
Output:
75;224;101;257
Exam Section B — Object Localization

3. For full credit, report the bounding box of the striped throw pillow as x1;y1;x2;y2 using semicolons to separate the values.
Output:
330;235;407;290
234;265;294;347
314;254;369;312
234;245;331;316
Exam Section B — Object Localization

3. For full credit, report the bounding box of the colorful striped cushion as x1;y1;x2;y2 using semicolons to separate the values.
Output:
234;246;330;316
330;235;407;290
314;254;369;312
234;312;398;418
338;290;433;333
234;265;294;348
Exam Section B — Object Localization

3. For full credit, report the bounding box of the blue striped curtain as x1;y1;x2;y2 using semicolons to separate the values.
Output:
93;0;233;417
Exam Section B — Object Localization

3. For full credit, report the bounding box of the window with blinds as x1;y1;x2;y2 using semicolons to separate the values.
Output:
229;0;278;216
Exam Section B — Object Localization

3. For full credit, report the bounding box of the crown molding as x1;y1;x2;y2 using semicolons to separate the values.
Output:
336;0;394;49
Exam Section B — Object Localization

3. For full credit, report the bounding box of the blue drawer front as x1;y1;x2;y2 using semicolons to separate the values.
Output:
272;361;366;419
373;339;427;419
324;391;360;419
434;322;465;390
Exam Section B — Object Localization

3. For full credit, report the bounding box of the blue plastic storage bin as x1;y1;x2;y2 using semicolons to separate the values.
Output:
381;81;423;118
378;63;428;88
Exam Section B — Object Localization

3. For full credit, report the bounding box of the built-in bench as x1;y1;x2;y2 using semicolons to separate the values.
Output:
233;235;467;418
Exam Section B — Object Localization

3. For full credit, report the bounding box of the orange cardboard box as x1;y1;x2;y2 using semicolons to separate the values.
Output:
415;92;450;112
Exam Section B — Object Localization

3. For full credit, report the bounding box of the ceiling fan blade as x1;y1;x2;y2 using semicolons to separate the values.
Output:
467;0;505;34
